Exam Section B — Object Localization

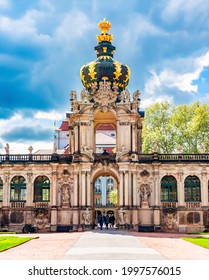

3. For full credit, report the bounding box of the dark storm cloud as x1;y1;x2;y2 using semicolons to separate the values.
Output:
2;125;52;142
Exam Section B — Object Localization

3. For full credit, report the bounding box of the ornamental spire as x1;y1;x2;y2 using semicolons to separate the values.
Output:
96;18;113;43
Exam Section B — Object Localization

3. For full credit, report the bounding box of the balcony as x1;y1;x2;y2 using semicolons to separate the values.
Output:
10;202;25;208
185;202;201;209
34;202;49;208
0;154;73;164
162;202;178;208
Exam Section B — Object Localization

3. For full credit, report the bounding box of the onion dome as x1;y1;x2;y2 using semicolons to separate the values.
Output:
80;18;130;93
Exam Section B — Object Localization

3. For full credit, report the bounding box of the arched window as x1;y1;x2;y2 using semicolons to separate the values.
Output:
0;178;3;202
184;175;201;202
10;176;26;202
161;175;177;202
107;178;114;193
34;176;50;202
95;179;101;193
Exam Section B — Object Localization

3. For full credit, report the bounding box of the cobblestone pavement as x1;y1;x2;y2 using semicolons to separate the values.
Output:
0;229;209;260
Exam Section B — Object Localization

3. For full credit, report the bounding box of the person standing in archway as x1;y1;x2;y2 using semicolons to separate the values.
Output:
105;214;109;230
98;215;104;230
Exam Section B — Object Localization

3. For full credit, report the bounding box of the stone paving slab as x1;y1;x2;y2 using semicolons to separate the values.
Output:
63;230;166;260
0;230;209;260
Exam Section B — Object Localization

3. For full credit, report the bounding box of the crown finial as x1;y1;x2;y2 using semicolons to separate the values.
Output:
97;18;113;43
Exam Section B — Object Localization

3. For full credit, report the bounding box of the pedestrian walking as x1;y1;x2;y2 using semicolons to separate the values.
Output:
98;215;104;230
105;214;109;230
111;214;115;227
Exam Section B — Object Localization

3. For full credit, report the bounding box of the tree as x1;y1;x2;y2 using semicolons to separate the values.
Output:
108;189;118;206
142;101;176;153
142;101;209;154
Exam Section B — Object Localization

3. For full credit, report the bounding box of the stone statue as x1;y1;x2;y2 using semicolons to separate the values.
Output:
133;90;140;102
120;91;125;103
53;142;57;154
125;89;130;102
152;142;158;153
199;143;205;153
140;184;151;202
5;143;9;155
83;208;91;225
28;146;33;154
80;88;86;101
118;208;126;225
70;90;74;100
177;145;182;153
61;185;70;205
72;101;79;112
73;90;77;101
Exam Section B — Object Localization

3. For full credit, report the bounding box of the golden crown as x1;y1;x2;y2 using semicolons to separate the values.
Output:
97;18;113;43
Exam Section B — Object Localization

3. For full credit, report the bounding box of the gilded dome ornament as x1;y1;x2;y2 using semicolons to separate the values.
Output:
80;19;130;93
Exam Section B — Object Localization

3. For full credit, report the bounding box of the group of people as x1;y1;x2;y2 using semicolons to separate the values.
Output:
97;214;115;230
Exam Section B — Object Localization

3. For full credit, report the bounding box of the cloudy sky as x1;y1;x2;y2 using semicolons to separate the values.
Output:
1;0;209;154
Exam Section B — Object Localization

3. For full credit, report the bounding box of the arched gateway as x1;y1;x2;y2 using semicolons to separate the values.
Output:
1;19;208;234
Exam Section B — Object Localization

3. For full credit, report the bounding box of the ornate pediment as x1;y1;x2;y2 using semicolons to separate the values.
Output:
92;80;118;107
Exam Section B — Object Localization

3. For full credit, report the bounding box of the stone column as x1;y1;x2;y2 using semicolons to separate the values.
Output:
116;120;119;152
177;171;185;207
73;172;78;207
124;171;129;206
81;171;86;207
3;172;10;207
153;168;160;226
91;120;95;152
132;171;137;206
51;169;58;206
70;128;74;154
26;171;33;207
201;170;208;207
87;172;91;207
128;170;132;206
50;166;58;231
153;169;160;207
119;171;124;207
132;124;136;152
74;125;78;152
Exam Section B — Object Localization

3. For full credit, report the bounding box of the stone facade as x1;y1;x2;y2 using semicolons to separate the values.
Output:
0;19;209;233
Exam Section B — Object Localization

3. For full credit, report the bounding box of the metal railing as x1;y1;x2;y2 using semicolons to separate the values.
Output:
10;202;25;208
185;202;201;209
0;152;209;164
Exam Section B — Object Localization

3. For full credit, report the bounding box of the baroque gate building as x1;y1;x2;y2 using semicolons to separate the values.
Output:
0;19;209;233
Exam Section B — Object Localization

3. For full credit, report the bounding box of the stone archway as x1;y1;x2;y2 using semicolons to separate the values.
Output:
91;164;119;228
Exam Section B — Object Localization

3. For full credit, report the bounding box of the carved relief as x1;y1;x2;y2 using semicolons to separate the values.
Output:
139;184;152;202
82;208;91;225
34;209;49;230
137;170;153;208
81;144;94;160
61;184;71;207
10;211;24;224
116;145;129;160
92;80;118;107
118;207;126;225
58;170;74;208
162;208;177;231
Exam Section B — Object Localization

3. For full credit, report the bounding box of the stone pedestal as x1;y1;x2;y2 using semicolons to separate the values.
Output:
73;209;79;230
139;208;152;225
50;207;57;232
153;207;160;226
58;209;73;225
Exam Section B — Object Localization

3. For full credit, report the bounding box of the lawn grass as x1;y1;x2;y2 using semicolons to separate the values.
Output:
0;232;16;234
0;236;34;252
182;237;209;249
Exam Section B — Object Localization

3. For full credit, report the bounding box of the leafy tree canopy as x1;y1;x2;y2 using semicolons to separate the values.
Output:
142;101;209;154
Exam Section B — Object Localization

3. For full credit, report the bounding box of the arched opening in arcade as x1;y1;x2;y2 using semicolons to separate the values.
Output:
93;173;118;228
94;110;116;154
